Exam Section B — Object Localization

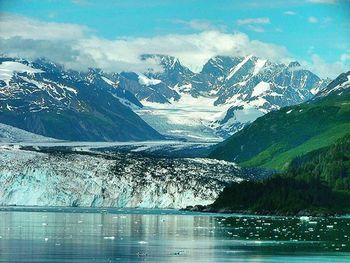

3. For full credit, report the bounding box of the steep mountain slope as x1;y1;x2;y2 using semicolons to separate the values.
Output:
287;133;350;191
0;123;56;143
209;71;350;170
134;55;329;140
0;145;256;208
0;57;163;141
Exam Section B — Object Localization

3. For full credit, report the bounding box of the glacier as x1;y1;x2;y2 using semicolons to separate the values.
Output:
0;145;255;209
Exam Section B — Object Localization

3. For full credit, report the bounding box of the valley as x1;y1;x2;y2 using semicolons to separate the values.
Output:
1;1;349;262
0;56;348;215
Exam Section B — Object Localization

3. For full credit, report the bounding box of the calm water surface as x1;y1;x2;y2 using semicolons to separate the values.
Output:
0;207;349;262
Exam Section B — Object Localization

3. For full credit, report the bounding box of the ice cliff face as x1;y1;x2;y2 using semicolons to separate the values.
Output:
0;146;253;208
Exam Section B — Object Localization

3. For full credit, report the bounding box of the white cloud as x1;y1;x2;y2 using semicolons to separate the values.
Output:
172;19;222;31
340;52;350;62
283;11;297;16
236;17;271;25
73;31;290;73
247;25;265;33
301;54;349;78
306;0;337;4
308;16;319;23
236;17;271;34
0;13;90;41
0;14;290;73
307;16;332;24
0;14;347;78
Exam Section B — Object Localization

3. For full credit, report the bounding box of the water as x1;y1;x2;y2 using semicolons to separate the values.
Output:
0;207;349;262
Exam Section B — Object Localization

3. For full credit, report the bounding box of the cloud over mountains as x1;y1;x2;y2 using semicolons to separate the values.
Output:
0;13;347;77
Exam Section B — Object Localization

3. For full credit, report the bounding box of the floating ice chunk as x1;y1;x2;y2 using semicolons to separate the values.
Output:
103;236;115;240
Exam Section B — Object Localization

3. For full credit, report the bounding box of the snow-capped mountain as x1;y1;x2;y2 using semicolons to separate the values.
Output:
315;71;350;98
0;145;259;208
0;56;163;141
0;54;329;142
133;55;329;140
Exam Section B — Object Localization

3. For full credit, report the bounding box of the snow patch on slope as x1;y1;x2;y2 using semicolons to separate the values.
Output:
251;81;270;97
138;74;162;86
0;61;43;85
253;59;266;76
101;76;117;86
226;55;252;80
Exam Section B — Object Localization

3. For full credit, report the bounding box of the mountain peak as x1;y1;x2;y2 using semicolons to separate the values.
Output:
88;68;103;74
316;71;350;97
288;61;301;68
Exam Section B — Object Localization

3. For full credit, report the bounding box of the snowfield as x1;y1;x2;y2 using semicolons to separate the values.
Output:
0;61;43;86
136;87;265;142
0;146;255;209
137;92;228;141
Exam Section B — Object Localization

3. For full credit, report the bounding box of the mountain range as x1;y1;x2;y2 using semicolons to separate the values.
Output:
0;56;163;141
1;53;349;214
210;71;350;170
0;54;330;141
137;54;329;140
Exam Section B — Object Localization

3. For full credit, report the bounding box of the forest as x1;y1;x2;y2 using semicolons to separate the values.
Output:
209;134;350;215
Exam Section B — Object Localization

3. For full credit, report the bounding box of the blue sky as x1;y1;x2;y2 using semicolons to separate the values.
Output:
0;0;349;77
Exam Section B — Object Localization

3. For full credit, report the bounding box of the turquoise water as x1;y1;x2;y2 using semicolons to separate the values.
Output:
0;207;349;262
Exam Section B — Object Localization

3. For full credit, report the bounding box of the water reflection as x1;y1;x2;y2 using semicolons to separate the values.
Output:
0;208;349;262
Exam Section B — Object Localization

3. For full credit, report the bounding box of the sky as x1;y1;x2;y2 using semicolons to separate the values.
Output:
0;0;349;78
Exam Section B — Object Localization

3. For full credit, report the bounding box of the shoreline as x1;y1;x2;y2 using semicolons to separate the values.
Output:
183;205;348;217
1;205;346;218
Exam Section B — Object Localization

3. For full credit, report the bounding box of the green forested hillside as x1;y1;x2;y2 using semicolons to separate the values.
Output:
208;134;350;215
286;134;350;191
209;72;350;171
